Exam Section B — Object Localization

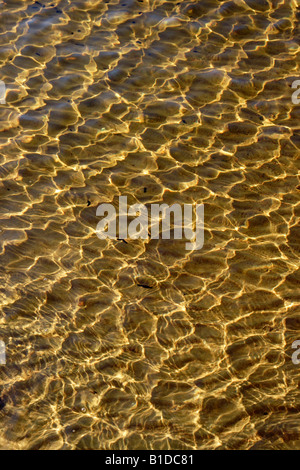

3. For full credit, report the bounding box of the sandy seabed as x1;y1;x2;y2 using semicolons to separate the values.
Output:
0;0;300;450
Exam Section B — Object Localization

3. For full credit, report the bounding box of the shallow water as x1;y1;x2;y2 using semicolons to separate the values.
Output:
0;0;299;450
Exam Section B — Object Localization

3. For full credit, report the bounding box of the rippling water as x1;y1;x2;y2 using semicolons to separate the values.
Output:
0;0;299;450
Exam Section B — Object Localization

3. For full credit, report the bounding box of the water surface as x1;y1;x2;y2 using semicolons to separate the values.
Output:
0;0;300;450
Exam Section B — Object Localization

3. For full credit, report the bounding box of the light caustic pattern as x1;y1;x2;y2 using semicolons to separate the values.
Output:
0;0;299;451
